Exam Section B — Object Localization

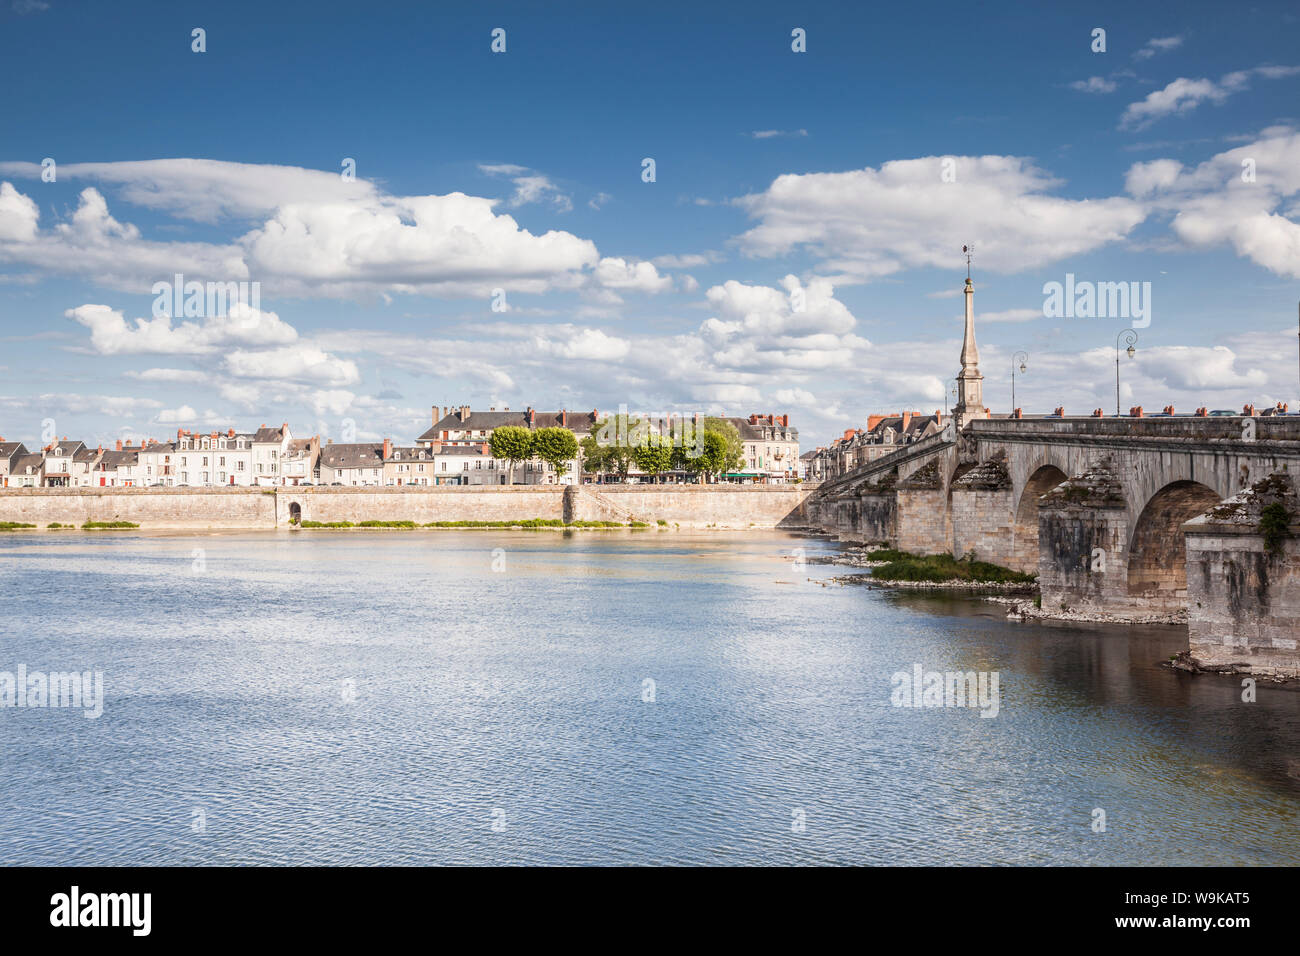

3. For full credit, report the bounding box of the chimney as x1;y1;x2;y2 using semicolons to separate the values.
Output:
526;408;535;427
1163;405;1175;416
1092;408;1104;417
901;411;913;432
1131;406;1144;417
431;406;440;426
115;440;123;451
782;414;789;427
1243;403;1256;416
260;424;266;429
1013;408;1022;419
1053;406;1064;417
460;405;470;421
561;409;568;427
867;414;887;432
843;428;855;441
934;410;942;426
1195;407;1208;417
228;428;235;438
383;438;392;459
177;428;184;440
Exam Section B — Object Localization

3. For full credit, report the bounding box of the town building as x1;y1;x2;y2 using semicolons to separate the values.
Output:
722;414;801;483
0;440;30;488
41;440;97;487
319;442;385;486
281;437;320;486
94;444;142;486
8;453;44;487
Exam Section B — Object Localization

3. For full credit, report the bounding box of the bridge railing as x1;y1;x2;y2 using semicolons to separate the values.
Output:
816;428;956;496
969;415;1300;442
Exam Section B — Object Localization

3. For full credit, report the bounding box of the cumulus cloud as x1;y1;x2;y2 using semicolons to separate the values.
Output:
65;302;298;355
1120;66;1300;129
223;344;360;387
592;256;672;294
1125;126;1300;277
734;157;1145;281
0;161;623;300
0;182;39;241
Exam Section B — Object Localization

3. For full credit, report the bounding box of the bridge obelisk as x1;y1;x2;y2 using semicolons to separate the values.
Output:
954;245;988;430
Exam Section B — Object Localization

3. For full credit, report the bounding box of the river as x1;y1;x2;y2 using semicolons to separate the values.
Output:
0;529;1296;865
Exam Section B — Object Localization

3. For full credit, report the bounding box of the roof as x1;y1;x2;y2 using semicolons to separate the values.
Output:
417;409;599;442
387;445;434;461
0;442;28;460
11;454;43;474
319;443;385;469
252;426;286;443
46;441;87;457
97;450;139;469
722;417;799;442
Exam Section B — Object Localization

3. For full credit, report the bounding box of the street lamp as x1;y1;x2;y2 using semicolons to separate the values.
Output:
1116;329;1138;416
1012;350;1028;413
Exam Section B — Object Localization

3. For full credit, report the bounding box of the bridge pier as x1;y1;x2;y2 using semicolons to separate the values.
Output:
895;461;949;554
1184;472;1300;676
1035;459;1135;615
949;459;1015;566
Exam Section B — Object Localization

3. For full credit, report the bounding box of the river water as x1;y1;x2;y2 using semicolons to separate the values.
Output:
0;529;1296;865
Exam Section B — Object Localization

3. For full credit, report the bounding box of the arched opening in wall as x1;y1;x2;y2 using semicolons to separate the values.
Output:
1126;481;1222;603
1011;465;1069;572
288;501;302;525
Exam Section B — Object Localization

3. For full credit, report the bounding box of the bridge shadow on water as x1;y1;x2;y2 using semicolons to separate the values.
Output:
874;589;1300;801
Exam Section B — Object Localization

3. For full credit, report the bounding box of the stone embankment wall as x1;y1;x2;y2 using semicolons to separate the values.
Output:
0;484;811;531
0;487;277;529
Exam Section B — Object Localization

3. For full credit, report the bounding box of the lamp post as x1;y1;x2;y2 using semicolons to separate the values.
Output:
1115;329;1138;416
1012;351;1028;413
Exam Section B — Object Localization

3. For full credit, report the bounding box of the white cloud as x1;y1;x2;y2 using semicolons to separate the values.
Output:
478;163;572;211
1120;66;1300;130
1126;126;1300;277
734;157;1145;281
1134;35;1184;60
65;302;298;355
592;256;672;294
1070;76;1118;94
751;129;808;139
223;344;360;387
0;182;39;241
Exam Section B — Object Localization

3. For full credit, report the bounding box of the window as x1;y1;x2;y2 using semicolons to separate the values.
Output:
203;457;209;466
219;457;225;466
237;461;245;471
271;450;278;460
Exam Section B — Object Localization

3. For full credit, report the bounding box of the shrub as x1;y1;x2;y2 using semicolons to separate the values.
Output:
81;521;138;530
1259;503;1292;556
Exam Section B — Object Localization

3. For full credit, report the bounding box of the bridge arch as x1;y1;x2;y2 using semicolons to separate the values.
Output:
1011;464;1070;572
1126;480;1223;605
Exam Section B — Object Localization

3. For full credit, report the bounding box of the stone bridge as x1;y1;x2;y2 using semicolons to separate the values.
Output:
807;415;1300;676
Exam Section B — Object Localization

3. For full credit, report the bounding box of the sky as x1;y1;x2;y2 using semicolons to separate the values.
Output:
1;0;1298;450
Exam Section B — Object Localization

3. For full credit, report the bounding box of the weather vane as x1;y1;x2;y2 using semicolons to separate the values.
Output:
962;243;974;279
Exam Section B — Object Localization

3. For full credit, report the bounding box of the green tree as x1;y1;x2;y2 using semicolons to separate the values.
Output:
702;417;744;475
490;425;534;485
683;431;733;481
532;427;580;481
630;433;675;482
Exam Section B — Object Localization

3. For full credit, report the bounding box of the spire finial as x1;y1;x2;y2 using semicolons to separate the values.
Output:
962;243;974;281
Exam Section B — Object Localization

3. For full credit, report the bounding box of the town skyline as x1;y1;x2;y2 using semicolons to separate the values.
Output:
2;1;1299;450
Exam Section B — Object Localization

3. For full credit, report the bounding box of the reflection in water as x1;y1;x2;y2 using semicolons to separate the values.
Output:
0;530;1296;865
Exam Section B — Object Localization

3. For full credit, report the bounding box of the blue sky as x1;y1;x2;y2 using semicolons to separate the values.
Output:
1;0;1299;449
